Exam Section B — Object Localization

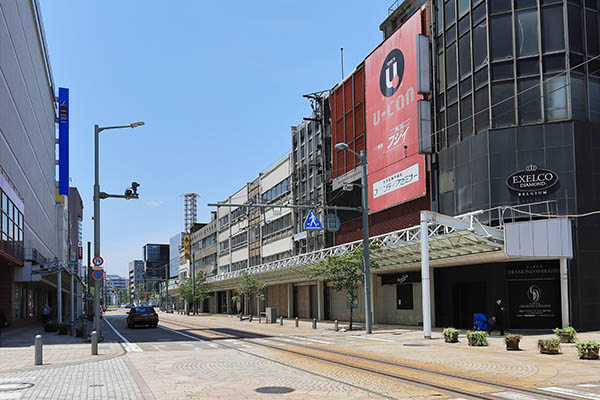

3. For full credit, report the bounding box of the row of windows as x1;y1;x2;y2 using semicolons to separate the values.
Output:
219;239;229;252
231;207;246;221
231;231;248;249
1;189;24;262
262;214;292;238
262;177;290;203
262;250;293;264
197;233;216;249
218;215;229;229
231;260;248;272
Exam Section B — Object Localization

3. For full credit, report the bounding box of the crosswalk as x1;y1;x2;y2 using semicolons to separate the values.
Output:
488;385;600;400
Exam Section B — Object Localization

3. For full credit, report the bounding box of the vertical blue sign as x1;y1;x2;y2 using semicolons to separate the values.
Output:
58;87;69;195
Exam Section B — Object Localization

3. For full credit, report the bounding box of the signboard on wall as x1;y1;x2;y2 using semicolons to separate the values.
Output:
507;261;561;329
365;10;426;214
58;87;69;196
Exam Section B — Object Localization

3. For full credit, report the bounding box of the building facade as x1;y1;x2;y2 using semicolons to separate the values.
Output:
128;260;145;300
169;232;185;279
143;243;169;293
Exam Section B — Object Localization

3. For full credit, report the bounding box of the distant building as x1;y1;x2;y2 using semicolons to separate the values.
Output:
128;260;145;300
143;244;169;292
169;233;185;278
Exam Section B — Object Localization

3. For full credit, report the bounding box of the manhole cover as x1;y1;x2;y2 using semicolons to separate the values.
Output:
255;386;295;394
89;384;104;388
403;343;429;347
0;382;34;392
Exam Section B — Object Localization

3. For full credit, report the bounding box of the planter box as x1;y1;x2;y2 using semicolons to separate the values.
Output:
444;332;459;343
538;339;561;354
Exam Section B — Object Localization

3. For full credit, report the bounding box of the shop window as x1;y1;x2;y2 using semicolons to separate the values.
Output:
544;74;568;120
516;10;539;57
518;77;542;123
396;284;414;310
492;81;515;127
491;14;513;60
459;33;472;78
447;43;458;86
542;6;565;52
473;21;488;68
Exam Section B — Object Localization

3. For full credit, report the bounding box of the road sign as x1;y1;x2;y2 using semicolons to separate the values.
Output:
92;269;104;281
325;214;341;233
92;256;104;267
304;210;323;231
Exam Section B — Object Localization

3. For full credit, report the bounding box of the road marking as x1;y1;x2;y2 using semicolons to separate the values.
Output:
539;387;600;400
492;391;544;400
349;335;396;343
280;337;313;345
579;385;600;388
104;317;143;352
158;325;220;348
289;335;333;344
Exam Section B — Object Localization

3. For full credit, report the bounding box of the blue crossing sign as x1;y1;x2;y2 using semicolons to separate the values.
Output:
304;210;323;231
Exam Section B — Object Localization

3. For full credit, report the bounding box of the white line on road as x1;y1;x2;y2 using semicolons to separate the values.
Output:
104;317;143;352
289;335;333;344
492;391;545;400
158;325;220;348
579;385;600;388
349;335;396;343
539;387;600;400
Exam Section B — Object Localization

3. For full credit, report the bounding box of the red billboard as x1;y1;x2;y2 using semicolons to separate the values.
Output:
365;10;426;214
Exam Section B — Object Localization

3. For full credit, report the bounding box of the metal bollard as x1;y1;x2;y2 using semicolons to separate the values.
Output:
334;320;339;332
249;315;253;322
91;331;98;355
295;317;299;327
258;315;261;323
239;313;243;321
312;318;317;329
280;316;283;326
34;335;43;365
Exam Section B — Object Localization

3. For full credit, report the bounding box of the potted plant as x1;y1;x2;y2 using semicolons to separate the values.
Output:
467;330;488;346
538;338;561;354
443;327;459;343
576;340;599;360
553;327;577;343
505;334;522;351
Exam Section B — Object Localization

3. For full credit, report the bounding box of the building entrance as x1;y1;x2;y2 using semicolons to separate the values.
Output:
452;282;487;329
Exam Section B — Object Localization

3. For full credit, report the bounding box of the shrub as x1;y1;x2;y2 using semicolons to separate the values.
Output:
538;338;561;354
467;330;488;346
576;340;599;360
505;334;522;351
553;326;577;343
443;327;459;343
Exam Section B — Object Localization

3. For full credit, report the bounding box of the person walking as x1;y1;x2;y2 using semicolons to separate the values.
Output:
488;297;505;336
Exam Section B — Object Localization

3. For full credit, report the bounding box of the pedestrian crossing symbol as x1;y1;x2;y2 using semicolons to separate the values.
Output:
304;210;323;231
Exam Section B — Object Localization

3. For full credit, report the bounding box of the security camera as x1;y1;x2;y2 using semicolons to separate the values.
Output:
125;189;133;197
131;182;140;194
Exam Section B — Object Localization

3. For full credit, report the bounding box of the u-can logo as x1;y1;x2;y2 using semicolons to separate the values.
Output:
528;284;541;304
380;49;405;97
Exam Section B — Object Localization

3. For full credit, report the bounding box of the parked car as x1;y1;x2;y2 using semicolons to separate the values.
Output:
127;306;159;328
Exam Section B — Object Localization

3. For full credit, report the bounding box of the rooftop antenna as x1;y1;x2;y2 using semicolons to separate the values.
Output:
182;193;199;233
341;47;344;80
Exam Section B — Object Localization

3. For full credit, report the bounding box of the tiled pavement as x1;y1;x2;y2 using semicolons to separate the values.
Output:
0;311;599;399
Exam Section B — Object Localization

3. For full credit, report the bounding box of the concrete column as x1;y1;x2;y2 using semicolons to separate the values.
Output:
226;290;232;314
57;270;62;324
369;273;377;324
317;281;324;321
420;214;431;339
212;293;218;314
287;283;294;318
560;258;569;328
70;272;74;324
429;267;436;328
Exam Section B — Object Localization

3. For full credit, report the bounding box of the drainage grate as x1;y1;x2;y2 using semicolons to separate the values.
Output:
255;386;295;394
89;384;104;388
403;343;429;347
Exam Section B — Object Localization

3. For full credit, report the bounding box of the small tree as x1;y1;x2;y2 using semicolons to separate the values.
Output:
309;244;379;330
232;270;266;318
136;283;145;303
179;271;210;314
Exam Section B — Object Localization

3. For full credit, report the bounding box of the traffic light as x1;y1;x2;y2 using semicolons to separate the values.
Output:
184;235;190;259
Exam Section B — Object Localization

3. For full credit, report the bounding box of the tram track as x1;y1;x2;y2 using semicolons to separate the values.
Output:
157;315;578;400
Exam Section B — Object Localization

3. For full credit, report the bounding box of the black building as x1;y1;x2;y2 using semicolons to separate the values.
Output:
143;243;169;292
429;0;600;330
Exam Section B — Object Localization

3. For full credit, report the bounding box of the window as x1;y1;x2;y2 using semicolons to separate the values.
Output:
516;10;539;57
396;284;414;310
219;239;229;252
489;0;511;14
473;21;488;68
446;43;457;86
491;14;513;60
219;215;229;229
460;94;473;138
492;81;515;127
231;232;247;248
586;10;599;56
542;6;565;52
571;73;586;120
458;0;470;16
445;0;456;27
568;5;583;53
474;85;489;133
447;103;459;145
544;74;568;120
459;33;472;78
262;214;292;237
517;77;542;123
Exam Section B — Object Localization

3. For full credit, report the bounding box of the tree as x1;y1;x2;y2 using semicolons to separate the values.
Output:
136;283;145;303
179;271;210;314
151;282;157;301
232;270;266;318
309;244;379;330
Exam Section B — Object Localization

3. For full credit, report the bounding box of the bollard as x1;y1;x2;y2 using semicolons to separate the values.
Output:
249;315;253;322
34;335;43;365
334;320;339;332
239;313;243;321
295;317;299;327
280;316;283;326
258;315;261;323
91;331;98;355
312;318;317;329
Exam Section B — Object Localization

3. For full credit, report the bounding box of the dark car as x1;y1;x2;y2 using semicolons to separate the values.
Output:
127;306;159;328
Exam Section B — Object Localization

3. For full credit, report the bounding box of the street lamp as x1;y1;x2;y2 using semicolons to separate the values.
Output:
334;142;373;334
93;121;144;333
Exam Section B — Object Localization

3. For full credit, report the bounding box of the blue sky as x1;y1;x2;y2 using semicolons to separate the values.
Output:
42;1;396;278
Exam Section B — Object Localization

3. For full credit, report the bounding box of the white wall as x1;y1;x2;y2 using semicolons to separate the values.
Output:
1;0;58;281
